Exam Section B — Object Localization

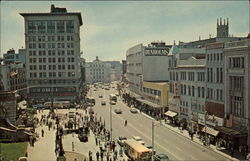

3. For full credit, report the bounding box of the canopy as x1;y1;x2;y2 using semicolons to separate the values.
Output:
202;126;219;136
137;98;162;108
164;111;178;117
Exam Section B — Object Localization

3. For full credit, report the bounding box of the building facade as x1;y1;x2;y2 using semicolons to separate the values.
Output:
3;49;26;65
205;42;225;126
224;38;250;150
20;5;83;103
85;56;111;84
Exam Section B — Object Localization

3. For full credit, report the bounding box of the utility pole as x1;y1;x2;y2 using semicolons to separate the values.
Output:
110;102;112;142
152;121;154;161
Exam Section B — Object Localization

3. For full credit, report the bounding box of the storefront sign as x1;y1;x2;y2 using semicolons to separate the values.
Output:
145;49;168;55
198;113;205;125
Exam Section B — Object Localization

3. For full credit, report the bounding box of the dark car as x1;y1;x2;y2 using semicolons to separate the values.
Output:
154;154;170;161
117;136;127;146
78;128;88;142
114;108;122;114
101;101;106;106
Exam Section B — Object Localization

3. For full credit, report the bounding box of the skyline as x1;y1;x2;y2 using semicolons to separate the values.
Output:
0;1;249;62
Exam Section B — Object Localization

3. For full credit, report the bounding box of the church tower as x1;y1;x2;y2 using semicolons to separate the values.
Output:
217;18;229;38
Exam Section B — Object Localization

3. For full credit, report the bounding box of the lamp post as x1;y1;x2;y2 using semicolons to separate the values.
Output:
152;121;161;161
110;102;112;142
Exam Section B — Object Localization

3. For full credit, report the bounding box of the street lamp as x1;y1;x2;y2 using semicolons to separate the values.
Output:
152;121;161;161
110;102;112;142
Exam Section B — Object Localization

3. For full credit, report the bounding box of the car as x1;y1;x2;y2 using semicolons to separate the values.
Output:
110;101;116;105
115;93;119;97
130;108;138;113
99;95;103;98
101;101;106;106
78;128;88;142
114;108;122;114
117;136;127;146
154;154;170;161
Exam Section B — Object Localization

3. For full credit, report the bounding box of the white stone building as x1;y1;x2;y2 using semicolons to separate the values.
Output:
126;42;171;95
20;5;83;103
224;38;250;150
168;44;206;129
85;56;111;84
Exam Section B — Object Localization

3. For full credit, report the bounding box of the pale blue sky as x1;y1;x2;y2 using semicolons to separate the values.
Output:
0;1;249;62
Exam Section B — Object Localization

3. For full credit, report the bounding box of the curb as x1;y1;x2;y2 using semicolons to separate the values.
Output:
140;112;240;161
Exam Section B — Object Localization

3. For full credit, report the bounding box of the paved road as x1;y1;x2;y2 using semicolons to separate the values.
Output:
90;84;230;161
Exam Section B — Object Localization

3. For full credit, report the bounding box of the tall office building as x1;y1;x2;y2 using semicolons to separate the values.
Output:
20;5;83;103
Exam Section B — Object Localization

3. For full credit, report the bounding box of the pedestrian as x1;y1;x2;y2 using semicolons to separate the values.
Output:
96;151;100;161
95;137;98;145
41;129;44;137
100;151;103;161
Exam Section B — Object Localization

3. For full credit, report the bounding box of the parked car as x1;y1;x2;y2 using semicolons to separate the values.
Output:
154;154;170;161
101;101;106;106
99;95;103;98
117;136;127;146
130;108;138;113
78;128;88;142
110;101;116;105
114;108;122;114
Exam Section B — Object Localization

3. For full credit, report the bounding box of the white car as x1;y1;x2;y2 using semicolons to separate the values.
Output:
130;108;138;113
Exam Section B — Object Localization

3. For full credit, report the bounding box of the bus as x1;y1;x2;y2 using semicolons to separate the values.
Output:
44;101;71;109
124;139;152;161
109;94;117;102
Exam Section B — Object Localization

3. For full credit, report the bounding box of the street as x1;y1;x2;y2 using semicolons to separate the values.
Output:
89;85;231;161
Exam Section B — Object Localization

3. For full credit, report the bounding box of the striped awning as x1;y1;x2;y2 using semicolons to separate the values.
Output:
202;126;219;136
164;111;178;117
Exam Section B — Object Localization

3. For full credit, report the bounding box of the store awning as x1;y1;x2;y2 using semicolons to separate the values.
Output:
202;126;219;136
215;126;247;137
137;98;163;108
164;111;177;117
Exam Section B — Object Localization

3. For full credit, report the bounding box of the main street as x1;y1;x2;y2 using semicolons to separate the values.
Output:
89;83;231;161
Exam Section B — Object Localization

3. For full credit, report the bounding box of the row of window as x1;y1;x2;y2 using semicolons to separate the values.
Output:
28;20;74;33
229;76;244;90
28;42;74;49
171;71;205;82
29;64;75;71
229;57;244;69
29;57;75;63
207;88;223;101
230;96;243;117
92;76;104;79
90;72;104;75
29;50;75;56
207;52;223;62
90;69;104;72
207;67;223;83
143;87;161;96
30;86;76;93
28;79;78;85
28;35;74;42
89;64;104;68
29;71;76;78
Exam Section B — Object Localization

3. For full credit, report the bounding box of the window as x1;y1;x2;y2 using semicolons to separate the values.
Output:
192;86;195;97
198;87;200;97
37;21;46;33
47;21;55;33
28;21;37;33
57;21;65;33
66;20;74;33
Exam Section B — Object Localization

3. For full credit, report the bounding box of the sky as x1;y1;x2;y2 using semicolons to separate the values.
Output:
0;1;249;62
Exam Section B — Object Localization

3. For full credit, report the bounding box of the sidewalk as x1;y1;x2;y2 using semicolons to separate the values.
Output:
140;112;245;161
26;111;57;161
